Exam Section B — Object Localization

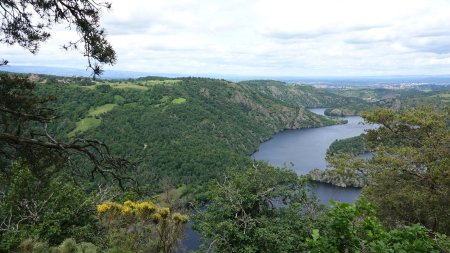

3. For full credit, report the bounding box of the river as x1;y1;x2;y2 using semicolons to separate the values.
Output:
252;108;375;204
181;108;374;250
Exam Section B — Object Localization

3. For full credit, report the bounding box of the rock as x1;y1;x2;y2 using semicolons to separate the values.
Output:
307;168;367;188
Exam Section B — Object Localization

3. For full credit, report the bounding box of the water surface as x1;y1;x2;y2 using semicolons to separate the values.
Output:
182;108;375;250
253;108;375;204
253;108;373;173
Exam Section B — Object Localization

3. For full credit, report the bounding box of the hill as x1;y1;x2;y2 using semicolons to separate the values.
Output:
31;76;359;193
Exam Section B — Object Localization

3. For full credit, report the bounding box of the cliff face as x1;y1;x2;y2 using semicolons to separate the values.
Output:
228;87;343;131
324;108;358;116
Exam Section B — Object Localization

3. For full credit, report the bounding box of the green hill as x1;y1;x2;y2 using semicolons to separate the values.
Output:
240;80;366;108
36;77;357;193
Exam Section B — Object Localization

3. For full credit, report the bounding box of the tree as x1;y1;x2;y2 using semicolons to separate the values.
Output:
0;0;132;187
328;107;450;234
0;0;116;75
0;1;135;251
0;74;133;188
307;199;449;253
194;163;323;253
0;161;101;251
360;107;450;234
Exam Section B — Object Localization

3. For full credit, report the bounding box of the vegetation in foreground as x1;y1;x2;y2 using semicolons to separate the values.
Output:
193;164;449;253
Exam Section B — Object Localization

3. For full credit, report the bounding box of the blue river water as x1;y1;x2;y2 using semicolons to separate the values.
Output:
182;108;375;251
253;108;376;204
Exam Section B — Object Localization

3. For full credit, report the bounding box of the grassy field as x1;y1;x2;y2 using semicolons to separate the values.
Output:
142;80;182;86
80;80;181;91
88;103;117;117
68;103;117;137
68;118;101;138
109;82;148;90
114;95;125;103
81;82;148;90
172;97;187;104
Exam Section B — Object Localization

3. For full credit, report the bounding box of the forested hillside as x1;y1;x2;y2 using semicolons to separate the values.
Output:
240;80;366;108
325;86;450;115
35;76;348;193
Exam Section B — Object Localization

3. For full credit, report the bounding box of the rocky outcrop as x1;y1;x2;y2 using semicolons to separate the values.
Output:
228;89;345;132
308;168;367;188
324;108;357;116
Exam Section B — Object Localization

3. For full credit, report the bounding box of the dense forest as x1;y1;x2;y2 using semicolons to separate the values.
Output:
1;1;449;252
1;72;449;252
32;77;351;193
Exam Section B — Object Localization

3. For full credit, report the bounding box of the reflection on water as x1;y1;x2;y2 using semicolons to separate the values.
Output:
310;182;362;205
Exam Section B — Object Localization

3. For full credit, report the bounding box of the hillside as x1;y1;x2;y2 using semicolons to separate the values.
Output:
240;80;367;108
32;76;355;193
325;86;450;114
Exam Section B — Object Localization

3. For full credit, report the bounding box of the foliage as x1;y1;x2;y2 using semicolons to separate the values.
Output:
0;161;99;252
0;74;133;188
194;163;322;253
97;200;188;253
20;238;98;253
307;199;450;253
319;106;449;233
327;135;366;156
0;0;116;74
313;135;369;187
360;107;450;234
0;1;125;252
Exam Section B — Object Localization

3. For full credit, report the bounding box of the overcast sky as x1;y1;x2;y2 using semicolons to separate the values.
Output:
2;0;450;77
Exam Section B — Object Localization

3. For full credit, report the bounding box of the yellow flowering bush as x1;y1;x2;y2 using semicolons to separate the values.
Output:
172;213;189;224
136;202;156;218
121;205;133;215
158;207;170;219
96;202;122;217
151;213;162;223
124;200;136;207
96;200;189;252
96;202;113;214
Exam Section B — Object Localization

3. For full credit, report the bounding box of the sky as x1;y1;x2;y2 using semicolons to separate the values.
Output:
2;0;450;77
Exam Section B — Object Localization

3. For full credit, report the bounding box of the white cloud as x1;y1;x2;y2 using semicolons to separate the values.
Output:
2;0;450;77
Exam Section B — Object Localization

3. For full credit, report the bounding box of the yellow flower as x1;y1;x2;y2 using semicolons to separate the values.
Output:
151;213;162;224
136;201;156;217
158;207;170;219
121;205;133;215
97;202;113;214
172;213;189;224
124;200;137;208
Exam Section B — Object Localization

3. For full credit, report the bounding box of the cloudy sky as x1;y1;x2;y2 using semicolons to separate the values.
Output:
2;0;450;77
